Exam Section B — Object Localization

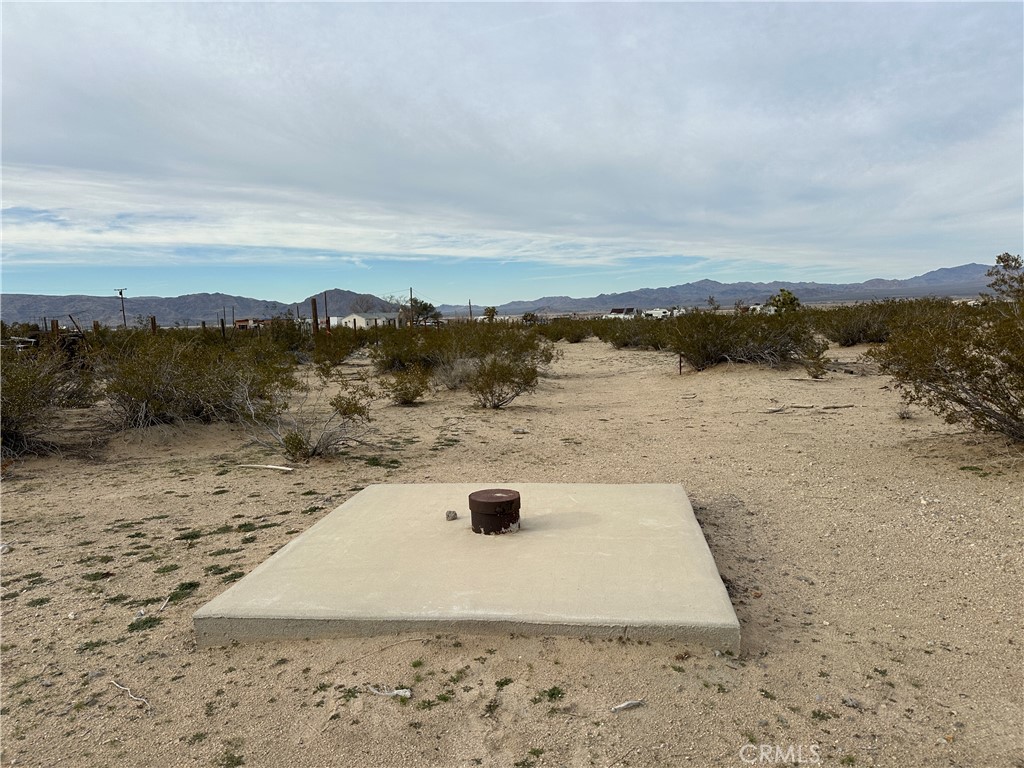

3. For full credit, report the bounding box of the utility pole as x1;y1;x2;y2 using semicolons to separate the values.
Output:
409;287;414;329
468;300;473;321
116;289;127;328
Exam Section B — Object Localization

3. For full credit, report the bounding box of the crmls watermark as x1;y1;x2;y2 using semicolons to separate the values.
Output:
738;743;822;764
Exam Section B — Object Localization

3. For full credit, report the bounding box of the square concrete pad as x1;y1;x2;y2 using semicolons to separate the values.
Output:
193;484;740;651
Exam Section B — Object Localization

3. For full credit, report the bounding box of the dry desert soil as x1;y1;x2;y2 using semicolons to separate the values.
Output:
1;339;1021;768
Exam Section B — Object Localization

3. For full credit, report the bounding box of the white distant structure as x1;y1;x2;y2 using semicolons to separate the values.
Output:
335;312;405;329
748;304;776;315
602;307;639;319
473;314;516;323
642;308;672;319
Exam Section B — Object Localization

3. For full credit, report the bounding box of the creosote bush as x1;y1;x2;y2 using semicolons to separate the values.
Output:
1;343;97;457
312;328;368;369
809;301;901;347
465;326;558;408
868;256;1023;442
380;365;432;406
266;315;311;356
370;328;434;374
468;355;540;409
99;332;295;429
594;318;668;350
433;356;476;392
666;311;827;376
536;318;594;343
237;366;377;461
370;324;557;407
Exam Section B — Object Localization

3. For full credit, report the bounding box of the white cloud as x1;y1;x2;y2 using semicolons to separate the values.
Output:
2;2;1020;294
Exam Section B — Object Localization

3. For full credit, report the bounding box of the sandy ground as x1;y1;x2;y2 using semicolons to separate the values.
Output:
1;339;1021;768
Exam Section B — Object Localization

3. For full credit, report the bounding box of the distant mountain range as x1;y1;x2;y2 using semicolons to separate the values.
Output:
0;263;993;327
440;263;993;316
0;288;392;328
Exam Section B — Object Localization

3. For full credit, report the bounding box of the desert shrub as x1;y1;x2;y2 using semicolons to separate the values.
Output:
481;325;559;370
982;252;1024;303
734;313;828;376
666;312;740;371
312;328;368;371
594;318;668;350
467;355;540;409
100;333;217;427
379;365;432;405
767;288;801;313
455;325;558;407
667;312;826;375
536;318;593;343
373;324;477;378
237;368;376;461
0;321;41;338
1;343;97;457
370;323;557;403
99;333;295;429
868;287;1024;442
809;302;900;346
433;356;476;391
562;323;593;343
85;324;138;354
370;328;433;373
421;325;486;387
266;315;311;356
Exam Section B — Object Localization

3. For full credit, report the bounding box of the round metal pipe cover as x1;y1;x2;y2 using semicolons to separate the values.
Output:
468;489;521;535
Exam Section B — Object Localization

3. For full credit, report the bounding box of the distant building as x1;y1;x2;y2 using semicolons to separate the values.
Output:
336;312;406;330
473;314;516;323
602;307;639;320
233;318;268;330
642;308;672;319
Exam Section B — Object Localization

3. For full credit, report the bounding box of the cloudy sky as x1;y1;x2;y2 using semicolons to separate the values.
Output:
2;2;1021;306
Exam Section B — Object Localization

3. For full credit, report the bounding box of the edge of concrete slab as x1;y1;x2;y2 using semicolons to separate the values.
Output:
194;616;740;652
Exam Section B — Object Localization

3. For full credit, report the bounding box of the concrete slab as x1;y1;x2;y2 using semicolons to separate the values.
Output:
193;483;740;651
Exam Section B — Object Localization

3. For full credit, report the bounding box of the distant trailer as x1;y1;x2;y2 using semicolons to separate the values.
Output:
602;307;638;320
